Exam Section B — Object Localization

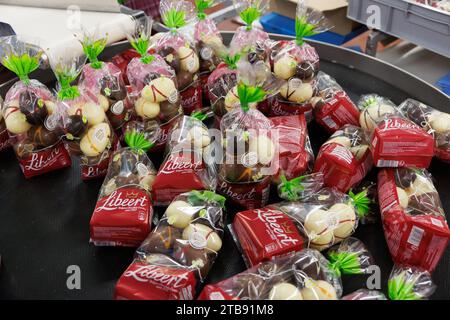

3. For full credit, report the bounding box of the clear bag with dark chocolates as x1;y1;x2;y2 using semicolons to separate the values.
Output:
126;17;182;152
387;265;436;300
152;115;217;206
198;249;342;300
90;124;159;247
398;98;450;164
154;0;204;115
0;36;71;178
270;2;332;119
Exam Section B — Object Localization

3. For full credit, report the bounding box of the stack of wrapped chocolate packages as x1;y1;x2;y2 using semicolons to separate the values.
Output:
0;0;448;300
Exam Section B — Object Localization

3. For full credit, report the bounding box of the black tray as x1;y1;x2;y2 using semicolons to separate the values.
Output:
0;33;449;300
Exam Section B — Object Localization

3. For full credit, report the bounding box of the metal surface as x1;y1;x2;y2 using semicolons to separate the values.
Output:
0;32;449;300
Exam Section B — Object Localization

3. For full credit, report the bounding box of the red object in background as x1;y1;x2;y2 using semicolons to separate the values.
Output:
217;176;271;210
269;97;313;122
18;142;71;179
233;206;305;266
377;169;450;272
179;82;203;115
114;260;197;300
90;187;152;247
110;49;140;85
371;116;434;168
314;91;360;134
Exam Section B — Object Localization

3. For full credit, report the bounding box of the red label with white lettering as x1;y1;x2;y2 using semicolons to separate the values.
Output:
114;261;197;300
217;176;271;210
314;92;360;133
152;150;208;206
180;81;203;115
90;187;152;247
372;117;434;168
378;169;450;272
233;207;305;266
269;97;313;122
18;142;72;179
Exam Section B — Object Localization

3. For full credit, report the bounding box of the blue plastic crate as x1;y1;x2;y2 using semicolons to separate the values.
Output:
260;12;367;46
437;73;450;95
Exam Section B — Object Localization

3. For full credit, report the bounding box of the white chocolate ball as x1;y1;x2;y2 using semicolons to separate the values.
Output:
328;203;356;239
396;187;409;209
274;56;297;80
4;108;31;134
359;104;396;132
269;282;303;300
249;135;275;165
224;86;257;111
182;223;222;252
80;122;111;157
82;102;106;126
428;111;450;133
97;94;110;112
178;46;200;73
301;280;337;300
305;209;334;248
135;97;160;119
280;81;313;103
202;35;223;49
350;144;369;160
166;200;194;229
186;126;211;149
142;77;177;103
324;136;352;148
44;100;56;115
407;177;435;197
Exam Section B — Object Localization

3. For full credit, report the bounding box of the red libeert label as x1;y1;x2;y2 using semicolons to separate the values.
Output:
90;187;152;247
371;117;434;168
17;142;72;179
269;97;313;123
270;115;310;180
150;116;182;153
197;285;238;300
114;260;197;300
314;142;372;193
435;147;450;164
180;81;203;115
233;207;305;266
378;169;450;272
0;129;10;151
314;91;360;133
152;149;207;206
217;176;271;210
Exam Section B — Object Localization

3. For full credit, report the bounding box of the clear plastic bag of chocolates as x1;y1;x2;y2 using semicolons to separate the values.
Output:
77;30;132;131
312;72;360;133
326;237;375;277
0;36;71;178
270;2;332;120
277;172;324;202
155;0;204;115
193;0;225;102
313;125;373;193
0;95;10;152
136;191;226;280
387;265;436;300
126;17;183;152
378;168;450;272
357;94;398;133
271;114;315;184
199;249;342;300
152;115;217;206
218;75;280;209
90;124;159;247
51;50;118;180
341;289;387;300
398;98;450;164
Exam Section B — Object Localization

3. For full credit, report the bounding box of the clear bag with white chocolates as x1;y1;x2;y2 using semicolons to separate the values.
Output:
199;249;342;300
398;98;450;163
155;0;204;115
52;50;117;180
136;190;226;279
270;2;332;119
357;94;398;133
78;31;132;131
0;36;71;178
387;265;436;300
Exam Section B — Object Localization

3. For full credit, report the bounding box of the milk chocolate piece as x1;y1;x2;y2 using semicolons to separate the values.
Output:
19;91;48;125
28;125;58;147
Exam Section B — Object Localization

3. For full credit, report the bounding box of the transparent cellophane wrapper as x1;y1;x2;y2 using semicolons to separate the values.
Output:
326;237;375;277
0;95;9;151
357;94;399;133
388;265;436;300
277;172;325;202
207;58;238;118
399;98;450;163
350;181;379;225
341;289;387;300
199;249;342;300
136;190;225;280
276;187;359;251
78;37;132;131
